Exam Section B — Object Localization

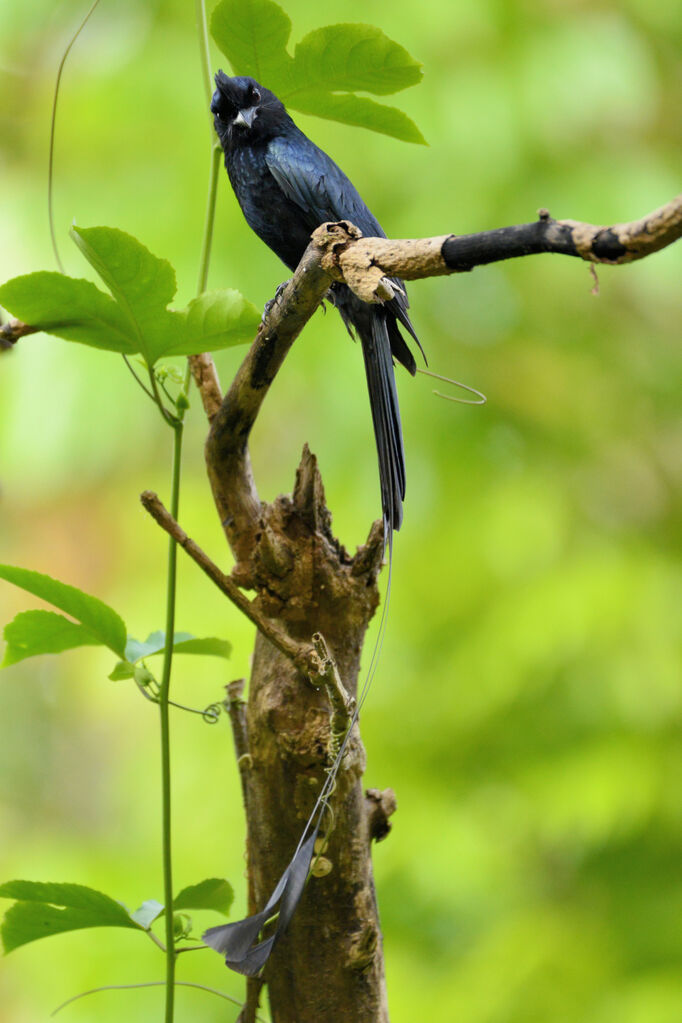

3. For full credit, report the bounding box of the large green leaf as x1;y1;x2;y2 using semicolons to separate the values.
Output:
293;25;422;96
292;90;426;145
70;225;184;366
211;0;425;144
174;878;234;916
0;881;140;953
211;0;294;87
0;565;127;658
2;610;103;667
0;272;135;353
0;228;258;365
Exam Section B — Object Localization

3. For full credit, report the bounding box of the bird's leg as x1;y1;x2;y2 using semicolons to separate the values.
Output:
261;279;291;324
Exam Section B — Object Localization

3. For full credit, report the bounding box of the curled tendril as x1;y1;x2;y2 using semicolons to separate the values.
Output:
417;367;487;405
201;702;222;724
163;698;223;723
135;678;160;702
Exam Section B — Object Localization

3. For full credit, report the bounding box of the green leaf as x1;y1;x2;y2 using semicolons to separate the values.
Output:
170;636;232;658
71;226;177;316
125;631;232;663
108;660;136;681
0;272;135;353
125;631;190;663
2;610;102;667
293;25;422;96
211;0;294;86
174;878;234;917
0;881;140;953
292;90;427;145
211;0;425;143
0;565;127;658
70;225;184;366
131;899;164;928
0;231;258;364
166;290;260;356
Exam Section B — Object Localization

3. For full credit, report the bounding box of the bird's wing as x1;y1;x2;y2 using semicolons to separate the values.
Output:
265;131;387;239
265;131;423;364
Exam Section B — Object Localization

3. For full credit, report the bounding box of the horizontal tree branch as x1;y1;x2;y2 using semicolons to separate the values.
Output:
312;194;682;303
4;196;677;359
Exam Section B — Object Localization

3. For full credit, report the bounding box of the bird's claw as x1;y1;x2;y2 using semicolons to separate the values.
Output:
262;279;291;324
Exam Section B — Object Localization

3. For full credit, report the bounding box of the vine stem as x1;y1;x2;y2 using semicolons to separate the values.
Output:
48;0;102;272
195;0;213;108
195;0;221;300
154;12;218;1021
196;143;223;297
159;418;184;1023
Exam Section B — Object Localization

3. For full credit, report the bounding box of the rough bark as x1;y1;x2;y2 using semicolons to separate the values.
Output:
309;194;682;303
237;450;389;1022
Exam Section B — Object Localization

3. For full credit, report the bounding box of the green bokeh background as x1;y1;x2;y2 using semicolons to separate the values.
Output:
1;1;680;1020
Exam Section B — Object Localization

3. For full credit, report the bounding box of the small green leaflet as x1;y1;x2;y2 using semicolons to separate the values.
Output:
130;899;164;928
124;631;232;663
0;564;127;660
0;881;140;953
211;0;426;145
0;226;260;365
174;878;234;917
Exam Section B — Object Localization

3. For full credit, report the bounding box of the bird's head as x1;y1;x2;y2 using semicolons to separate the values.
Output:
211;72;287;145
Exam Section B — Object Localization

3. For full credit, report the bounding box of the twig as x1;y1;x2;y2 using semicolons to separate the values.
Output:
310;632;355;754
365;788;397;843
0;319;38;346
188;352;222;421
140;490;311;671
225;678;250;806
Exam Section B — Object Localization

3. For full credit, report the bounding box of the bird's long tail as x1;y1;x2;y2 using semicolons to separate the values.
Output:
359;308;406;543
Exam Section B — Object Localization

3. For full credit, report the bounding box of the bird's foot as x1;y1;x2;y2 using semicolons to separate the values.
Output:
319;288;335;315
262;279;291;324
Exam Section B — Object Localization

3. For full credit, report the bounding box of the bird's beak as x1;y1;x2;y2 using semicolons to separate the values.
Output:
233;106;257;129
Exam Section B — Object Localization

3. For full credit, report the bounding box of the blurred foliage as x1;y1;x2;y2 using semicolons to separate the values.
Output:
0;1;680;1021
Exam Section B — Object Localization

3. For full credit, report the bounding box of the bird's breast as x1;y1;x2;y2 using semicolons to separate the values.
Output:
226;145;313;271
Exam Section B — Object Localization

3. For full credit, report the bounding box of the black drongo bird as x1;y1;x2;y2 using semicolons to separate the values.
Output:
211;72;424;543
